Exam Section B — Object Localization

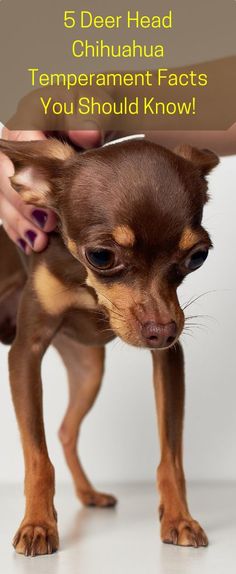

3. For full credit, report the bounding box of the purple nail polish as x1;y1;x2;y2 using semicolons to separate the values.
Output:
25;230;37;247
32;209;48;229
17;239;27;252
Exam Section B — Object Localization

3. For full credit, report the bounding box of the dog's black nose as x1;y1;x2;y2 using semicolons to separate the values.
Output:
141;321;177;348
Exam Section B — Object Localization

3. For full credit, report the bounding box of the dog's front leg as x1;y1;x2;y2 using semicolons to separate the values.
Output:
8;287;60;556
152;343;208;547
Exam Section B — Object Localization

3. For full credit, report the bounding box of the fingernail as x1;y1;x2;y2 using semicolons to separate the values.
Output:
25;230;37;247
17;239;27;253
32;209;48;229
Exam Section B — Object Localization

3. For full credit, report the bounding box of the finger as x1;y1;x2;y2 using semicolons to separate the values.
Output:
29;206;57;232
2;127;47;142
2;222;31;255
67;127;102;149
2;124;101;149
0;193;49;252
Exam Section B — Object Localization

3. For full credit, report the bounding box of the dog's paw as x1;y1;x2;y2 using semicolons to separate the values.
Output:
13;523;59;556
161;516;208;548
78;489;117;508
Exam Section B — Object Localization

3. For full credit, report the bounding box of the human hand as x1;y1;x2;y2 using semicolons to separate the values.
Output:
0;126;101;253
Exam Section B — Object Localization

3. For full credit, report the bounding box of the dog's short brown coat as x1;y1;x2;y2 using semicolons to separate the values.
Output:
0;138;218;555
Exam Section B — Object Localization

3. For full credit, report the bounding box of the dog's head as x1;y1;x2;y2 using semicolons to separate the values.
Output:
0;138;219;349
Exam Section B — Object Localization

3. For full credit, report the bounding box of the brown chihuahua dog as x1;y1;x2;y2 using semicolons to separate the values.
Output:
0;137;218;556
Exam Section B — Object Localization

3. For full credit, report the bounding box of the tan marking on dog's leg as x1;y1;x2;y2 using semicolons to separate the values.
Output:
112;225;135;247
54;334;117;508
152;344;208;548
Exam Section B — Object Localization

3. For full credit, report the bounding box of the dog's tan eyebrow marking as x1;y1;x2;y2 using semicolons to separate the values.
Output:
33;264;96;315
112;225;135;247
179;227;199;251
67;238;78;258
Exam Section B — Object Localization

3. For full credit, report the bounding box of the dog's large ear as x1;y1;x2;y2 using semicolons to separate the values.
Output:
174;144;219;176
0;139;75;210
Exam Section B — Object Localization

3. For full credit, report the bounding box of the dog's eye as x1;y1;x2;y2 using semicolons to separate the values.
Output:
85;248;115;270
185;249;209;271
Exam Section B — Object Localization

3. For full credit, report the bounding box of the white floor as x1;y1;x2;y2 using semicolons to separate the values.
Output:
0;482;235;574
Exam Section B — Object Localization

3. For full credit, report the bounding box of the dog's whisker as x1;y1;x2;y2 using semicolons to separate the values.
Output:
77;282;125;318
95;304;125;322
184;323;209;334
109;337;124;352
182;290;218;312
182;331;195;340
185;313;217;324
93;290;127;323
